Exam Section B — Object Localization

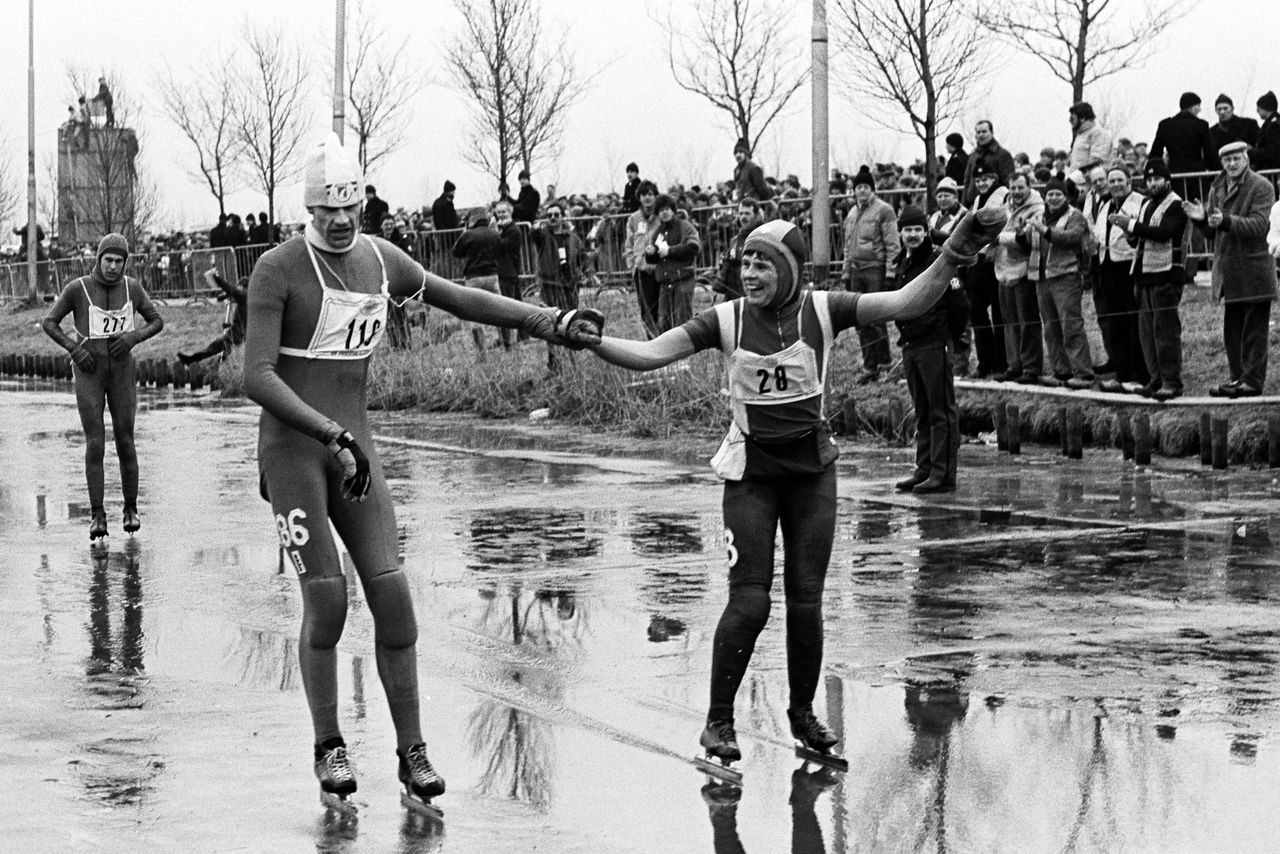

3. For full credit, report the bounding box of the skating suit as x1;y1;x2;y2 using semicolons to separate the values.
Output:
680;290;860;718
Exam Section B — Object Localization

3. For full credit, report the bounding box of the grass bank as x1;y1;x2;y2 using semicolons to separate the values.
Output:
3;279;1278;461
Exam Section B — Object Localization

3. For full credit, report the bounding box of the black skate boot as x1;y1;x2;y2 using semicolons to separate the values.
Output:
122;505;140;534
788;706;848;771
89;507;108;540
315;738;358;815
694;719;744;785
398;743;445;818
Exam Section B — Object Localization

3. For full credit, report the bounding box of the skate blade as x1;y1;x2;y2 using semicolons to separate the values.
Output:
320;790;359;817
401;789;444;819
693;755;744;786
795;745;849;772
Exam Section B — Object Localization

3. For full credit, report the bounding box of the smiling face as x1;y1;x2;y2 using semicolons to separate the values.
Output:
740;250;778;307
1045;189;1067;211
1008;176;1030;206
658;206;675;223
311;202;361;249
936;189;958;212
974;173;996;195
1107;170;1131;199
854;184;872;204
974;122;993;146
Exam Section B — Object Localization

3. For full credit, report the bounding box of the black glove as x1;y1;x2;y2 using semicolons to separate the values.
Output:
555;308;605;349
69;343;96;372
326;430;371;502
108;332;138;359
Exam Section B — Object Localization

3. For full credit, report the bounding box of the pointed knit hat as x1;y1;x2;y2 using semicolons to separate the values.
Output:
304;133;362;208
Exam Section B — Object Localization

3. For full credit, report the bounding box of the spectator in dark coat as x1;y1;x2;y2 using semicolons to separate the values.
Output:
644;194;701;331
944;133;969;186
225;214;247;247
432;181;459;231
533;201;587;371
732;138;773;201
711;199;761;301
1150;92;1216;176
1186;141;1278;397
890;205;968;493
452;212;504;351
362;185;389;234
1210;94;1260;162
621;162;641;214
1251;90;1280;170
514;170;541;223
209;214;229;248
962;120;1015;206
492;198;527;347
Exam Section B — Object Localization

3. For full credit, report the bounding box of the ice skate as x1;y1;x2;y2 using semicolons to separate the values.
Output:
788;706;849;772
89;507;108;541
122;505;140;534
315;739;359;816
694;719;744;786
398;743;445;819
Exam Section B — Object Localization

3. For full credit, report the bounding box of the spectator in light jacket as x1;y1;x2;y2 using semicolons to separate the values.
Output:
1096;167;1150;392
1025;177;1094;388
840;166;900;382
625;181;661;338
992;173;1044;384
1186;141;1278;397
1067;102;1112;174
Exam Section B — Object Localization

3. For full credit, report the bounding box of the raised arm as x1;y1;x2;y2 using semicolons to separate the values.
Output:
856;207;1006;326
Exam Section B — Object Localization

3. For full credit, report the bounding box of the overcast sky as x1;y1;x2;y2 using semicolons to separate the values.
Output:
0;0;1276;235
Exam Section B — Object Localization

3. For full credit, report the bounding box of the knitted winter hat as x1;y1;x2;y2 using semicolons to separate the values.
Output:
1179;92;1201;110
935;177;960;196
1258;91;1278;112
96;232;129;262
851;166;875;190
303;133;361;208
1043;177;1068;197
1215;93;1233;108
945;132;964;149
1144;157;1171;180
973;162;997;178
443;180;457;193
897;205;927;229
734;138;751;156
742;220;809;311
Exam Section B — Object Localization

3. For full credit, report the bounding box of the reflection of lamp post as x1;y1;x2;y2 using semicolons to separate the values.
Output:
25;0;38;303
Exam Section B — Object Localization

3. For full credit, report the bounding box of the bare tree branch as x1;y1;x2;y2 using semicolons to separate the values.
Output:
231;22;312;227
155;60;243;218
834;0;991;203
658;0;807;154
977;0;1190;102
344;0;426;177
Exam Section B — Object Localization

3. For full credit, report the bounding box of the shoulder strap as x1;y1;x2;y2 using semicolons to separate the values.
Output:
810;290;834;385
714;300;739;356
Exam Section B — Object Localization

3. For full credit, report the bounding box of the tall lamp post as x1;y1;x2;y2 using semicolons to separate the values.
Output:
811;0;831;287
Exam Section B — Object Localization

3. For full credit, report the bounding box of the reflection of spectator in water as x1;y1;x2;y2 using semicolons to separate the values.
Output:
904;675;970;770
632;512;707;642
467;508;602;573
701;764;838;854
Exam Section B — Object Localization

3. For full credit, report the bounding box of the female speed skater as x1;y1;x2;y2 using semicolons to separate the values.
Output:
583;209;1005;774
243;133;601;815
41;233;164;540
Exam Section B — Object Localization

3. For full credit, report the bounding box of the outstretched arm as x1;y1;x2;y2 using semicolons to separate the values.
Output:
856;207;1007;327
588;327;697;371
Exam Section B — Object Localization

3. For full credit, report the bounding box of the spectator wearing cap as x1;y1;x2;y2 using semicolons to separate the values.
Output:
732;139;773;202
1185;140;1278;397
992;173;1044;384
1096;167;1149;392
840;166;899;382
361;185;389;234
514;170;541;224
929;177;971;374
965;164;1009;378
432;180;459;231
1210;94;1260;164
890;205;967;493
962;119;1015;207
1025;177;1094;388
1110;158;1189;400
644;194;701;332
1067;102;1112;174
1251;91;1280;170
626;180;662;337
944;133;969;185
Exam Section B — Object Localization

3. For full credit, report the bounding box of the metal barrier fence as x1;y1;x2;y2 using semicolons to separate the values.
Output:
4;170;1275;302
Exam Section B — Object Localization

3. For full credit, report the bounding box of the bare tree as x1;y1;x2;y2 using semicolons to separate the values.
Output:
232;23;312;228
978;0;1189;103
156;61;243;219
344;0;425;176
834;0;989;205
0;147;20;230
658;0;807;156
61;68;146;243
446;0;588;188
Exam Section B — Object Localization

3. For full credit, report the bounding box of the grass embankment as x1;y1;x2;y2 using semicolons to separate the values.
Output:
3;281;1277;461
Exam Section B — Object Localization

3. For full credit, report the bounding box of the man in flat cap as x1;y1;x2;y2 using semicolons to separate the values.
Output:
1184;141;1277;397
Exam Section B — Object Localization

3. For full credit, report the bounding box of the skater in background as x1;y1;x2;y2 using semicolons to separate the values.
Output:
243;133;600;814
41;234;164;540
583;209;1005;771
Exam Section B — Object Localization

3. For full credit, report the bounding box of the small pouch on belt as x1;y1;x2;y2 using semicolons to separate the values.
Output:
709;421;747;481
